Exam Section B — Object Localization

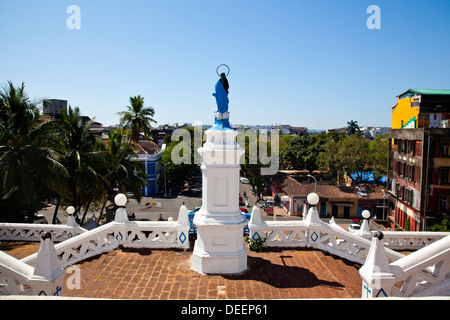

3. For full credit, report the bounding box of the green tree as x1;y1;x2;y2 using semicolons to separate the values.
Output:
317;134;370;185
95;129;147;222
58;106;110;221
429;213;450;232
339;134;370;182
238;131;277;198
280;134;332;171
161;127;199;193
104;129;146;200
346;120;360;135
117;95;156;143
317;136;345;183
0;81;68;222
368;134;389;183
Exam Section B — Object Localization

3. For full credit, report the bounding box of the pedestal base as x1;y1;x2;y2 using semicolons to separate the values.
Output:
192;248;247;275
192;212;248;274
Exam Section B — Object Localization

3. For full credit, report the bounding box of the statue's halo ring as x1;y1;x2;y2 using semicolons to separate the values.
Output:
216;64;230;77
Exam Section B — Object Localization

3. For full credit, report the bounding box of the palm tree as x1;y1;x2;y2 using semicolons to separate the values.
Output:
97;129;146;221
117;95;156;143
0;81;68;222
58;106;111;223
346;120;360;135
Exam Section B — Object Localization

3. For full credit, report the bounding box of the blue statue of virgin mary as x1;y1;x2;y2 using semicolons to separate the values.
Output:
211;72;233;130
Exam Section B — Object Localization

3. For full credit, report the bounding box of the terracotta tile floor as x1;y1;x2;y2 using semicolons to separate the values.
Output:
1;242;362;299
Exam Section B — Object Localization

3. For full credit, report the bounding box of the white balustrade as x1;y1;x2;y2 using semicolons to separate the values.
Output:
390;235;450;297
249;203;403;265
121;221;189;249
1;192;449;298
1;232;65;296
0;250;34;295
360;232;450;298
21;203;190;269
0;222;86;242
22;223;119;268
381;231;450;251
0;196;191;296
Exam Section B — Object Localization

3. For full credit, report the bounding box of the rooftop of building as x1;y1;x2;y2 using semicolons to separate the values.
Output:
398;89;450;98
0;241;362;299
133;140;162;155
274;175;385;200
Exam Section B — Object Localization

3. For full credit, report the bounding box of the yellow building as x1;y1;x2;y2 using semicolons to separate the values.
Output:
392;89;450;129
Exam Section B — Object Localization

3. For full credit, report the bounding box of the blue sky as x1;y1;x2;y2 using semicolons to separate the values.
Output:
1;0;449;129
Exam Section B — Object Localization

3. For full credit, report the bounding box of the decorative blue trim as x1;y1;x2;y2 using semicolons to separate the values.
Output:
363;282;372;298
179;232;187;244
376;288;388;297
54;286;62;296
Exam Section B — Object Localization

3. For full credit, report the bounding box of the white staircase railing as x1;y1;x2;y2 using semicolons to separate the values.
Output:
0;232;65;296
360;232;450;298
249;206;404;265
1;192;449;298
249;200;449;298
20;205;190;269
0;215;86;242
0;199;191;296
21;223;118;268
0;250;35;295
381;231;450;251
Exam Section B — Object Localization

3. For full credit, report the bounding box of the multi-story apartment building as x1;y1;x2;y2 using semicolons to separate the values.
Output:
387;89;450;231
392;89;450;129
43;99;67;119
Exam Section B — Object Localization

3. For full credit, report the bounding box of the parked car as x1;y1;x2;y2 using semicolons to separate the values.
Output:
240;177;249;184
348;222;361;234
33;213;48;224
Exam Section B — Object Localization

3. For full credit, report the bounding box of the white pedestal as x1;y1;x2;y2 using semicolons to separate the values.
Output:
192;128;248;274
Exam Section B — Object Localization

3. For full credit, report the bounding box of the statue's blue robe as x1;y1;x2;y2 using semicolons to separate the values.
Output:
211;79;233;131
213;79;229;114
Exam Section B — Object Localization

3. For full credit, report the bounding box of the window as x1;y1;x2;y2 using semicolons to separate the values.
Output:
439;168;450;185
406;165;415;181
405;188;414;206
439;197;448;211
407;141;416;156
397;185;405;200
441;142;450;158
395;161;401;176
398;139;404;153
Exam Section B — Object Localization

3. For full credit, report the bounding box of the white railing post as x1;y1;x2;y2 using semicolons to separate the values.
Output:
305;193;322;248
359;232;396;298
176;204;190;249
66;206;87;237
357;210;373;240
249;205;266;241
113;193;129;245
28;232;66;297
